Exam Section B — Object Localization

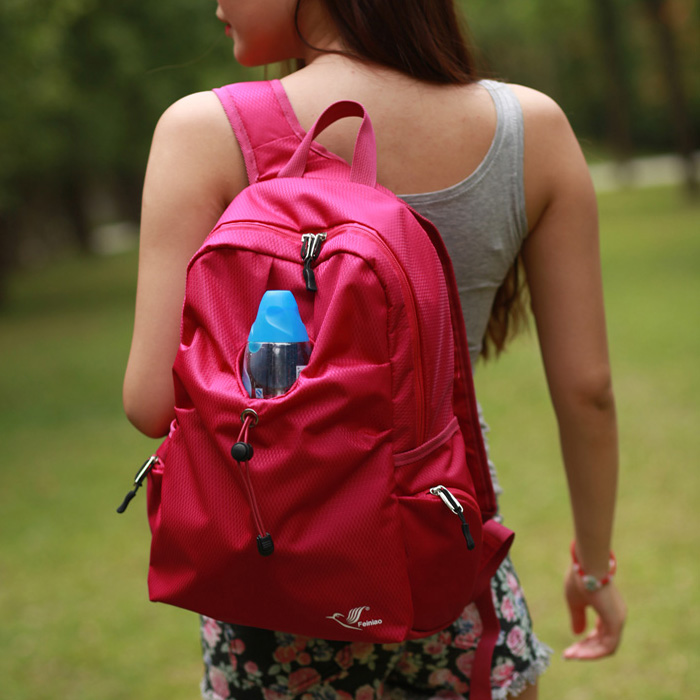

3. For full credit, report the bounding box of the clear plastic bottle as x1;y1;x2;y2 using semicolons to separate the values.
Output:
242;290;311;399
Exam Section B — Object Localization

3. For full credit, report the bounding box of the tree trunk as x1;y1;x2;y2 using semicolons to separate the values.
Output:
63;176;93;253
0;214;16;307
642;0;698;196
589;0;635;165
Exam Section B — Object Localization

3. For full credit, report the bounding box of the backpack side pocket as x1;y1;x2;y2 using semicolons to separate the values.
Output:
395;417;483;636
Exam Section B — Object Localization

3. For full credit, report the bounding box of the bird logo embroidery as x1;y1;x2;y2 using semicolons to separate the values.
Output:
327;606;383;630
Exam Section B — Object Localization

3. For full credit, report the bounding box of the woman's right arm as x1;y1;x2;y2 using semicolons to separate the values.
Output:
514;85;626;659
123;91;246;438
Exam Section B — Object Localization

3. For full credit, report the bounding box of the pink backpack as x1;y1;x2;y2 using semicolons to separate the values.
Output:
120;81;513;700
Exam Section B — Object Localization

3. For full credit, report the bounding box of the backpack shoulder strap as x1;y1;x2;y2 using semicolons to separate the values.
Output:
213;80;297;184
410;207;499;519
212;79;349;184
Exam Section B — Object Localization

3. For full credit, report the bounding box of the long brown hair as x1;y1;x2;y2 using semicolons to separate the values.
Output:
295;0;529;358
297;0;477;83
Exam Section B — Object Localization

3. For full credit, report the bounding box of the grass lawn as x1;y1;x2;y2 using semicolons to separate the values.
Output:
1;186;698;699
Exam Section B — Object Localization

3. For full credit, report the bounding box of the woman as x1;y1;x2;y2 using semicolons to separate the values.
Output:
123;1;626;697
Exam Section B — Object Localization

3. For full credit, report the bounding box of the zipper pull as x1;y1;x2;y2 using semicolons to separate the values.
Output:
301;233;326;292
231;409;274;557
429;485;476;550
117;455;159;513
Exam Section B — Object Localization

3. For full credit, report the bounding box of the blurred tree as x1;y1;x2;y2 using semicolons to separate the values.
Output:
640;0;698;195
588;0;635;162
465;0;625;145
0;0;252;299
464;0;699;161
0;0;698;302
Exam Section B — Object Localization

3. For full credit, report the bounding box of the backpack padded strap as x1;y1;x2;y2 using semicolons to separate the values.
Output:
472;587;499;700
213;82;270;183
471;520;515;700
409;206;500;518
478;520;515;594
213;80;352;185
213;80;304;184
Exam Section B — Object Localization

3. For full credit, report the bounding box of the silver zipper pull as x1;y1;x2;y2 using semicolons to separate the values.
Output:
430;485;463;514
429;485;476;550
301;233;326;292
117;455;159;514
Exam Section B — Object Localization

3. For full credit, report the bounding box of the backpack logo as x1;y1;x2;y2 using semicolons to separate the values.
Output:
327;606;383;631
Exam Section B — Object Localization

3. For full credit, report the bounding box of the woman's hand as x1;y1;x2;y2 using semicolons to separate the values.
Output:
563;566;626;660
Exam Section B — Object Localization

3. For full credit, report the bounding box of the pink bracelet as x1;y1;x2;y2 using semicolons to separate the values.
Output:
571;541;617;592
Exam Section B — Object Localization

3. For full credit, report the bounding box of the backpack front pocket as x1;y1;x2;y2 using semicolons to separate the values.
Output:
398;486;483;635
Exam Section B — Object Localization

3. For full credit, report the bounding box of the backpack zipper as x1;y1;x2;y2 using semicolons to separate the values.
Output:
300;233;326;292
209;222;426;445
429;485;476;550
297;225;426;445
352;228;426;445
116;455;159;513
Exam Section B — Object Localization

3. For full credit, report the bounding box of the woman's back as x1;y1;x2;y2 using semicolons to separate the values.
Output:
204;55;556;280
124;7;625;695
215;70;529;366
278;58;498;197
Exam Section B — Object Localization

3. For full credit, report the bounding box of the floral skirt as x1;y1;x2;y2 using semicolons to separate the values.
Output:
200;554;551;700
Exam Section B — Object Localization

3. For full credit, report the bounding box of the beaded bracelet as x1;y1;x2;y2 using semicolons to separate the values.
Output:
571;541;617;592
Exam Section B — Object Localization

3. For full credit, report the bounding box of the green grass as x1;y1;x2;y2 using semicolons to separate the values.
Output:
1;186;698;699
475;186;700;699
0;254;202;700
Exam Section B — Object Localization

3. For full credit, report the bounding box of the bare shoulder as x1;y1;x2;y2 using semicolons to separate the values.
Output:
507;84;571;128
506;83;584;163
149;90;246;205
155;90;229;137
506;84;592;230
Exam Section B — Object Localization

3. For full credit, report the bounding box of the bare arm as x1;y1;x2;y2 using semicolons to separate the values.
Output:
515;86;626;658
123;91;246;437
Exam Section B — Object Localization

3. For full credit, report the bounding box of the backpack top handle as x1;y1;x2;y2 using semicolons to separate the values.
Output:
278;100;377;188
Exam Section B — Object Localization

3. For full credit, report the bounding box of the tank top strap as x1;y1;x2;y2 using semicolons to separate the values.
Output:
478;80;525;175
478;79;528;241
213;79;350;185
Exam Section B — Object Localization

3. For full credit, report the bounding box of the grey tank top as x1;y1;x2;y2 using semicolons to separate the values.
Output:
400;81;528;496
399;80;529;369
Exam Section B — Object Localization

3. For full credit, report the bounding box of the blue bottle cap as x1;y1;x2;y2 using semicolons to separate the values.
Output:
248;290;309;344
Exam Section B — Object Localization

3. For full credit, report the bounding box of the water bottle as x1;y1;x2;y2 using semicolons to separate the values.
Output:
242;290;311;399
